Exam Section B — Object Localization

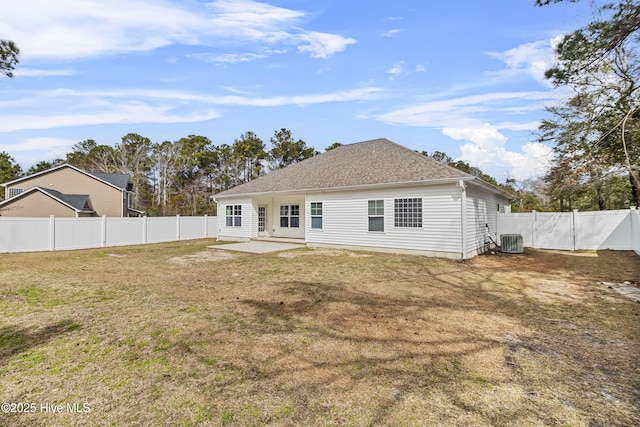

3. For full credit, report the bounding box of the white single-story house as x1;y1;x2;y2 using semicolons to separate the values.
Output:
214;138;512;259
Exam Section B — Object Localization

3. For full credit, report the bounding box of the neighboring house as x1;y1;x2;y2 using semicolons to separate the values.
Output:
0;164;143;217
214;138;512;259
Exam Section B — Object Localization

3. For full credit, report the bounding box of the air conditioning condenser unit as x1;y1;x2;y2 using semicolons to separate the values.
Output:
500;234;523;254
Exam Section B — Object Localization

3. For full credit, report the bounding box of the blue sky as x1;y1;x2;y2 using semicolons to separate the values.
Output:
0;0;599;182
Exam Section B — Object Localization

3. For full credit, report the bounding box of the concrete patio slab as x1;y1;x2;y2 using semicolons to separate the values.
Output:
210;241;305;254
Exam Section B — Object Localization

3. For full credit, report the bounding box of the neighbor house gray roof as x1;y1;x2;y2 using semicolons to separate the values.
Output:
0;186;94;213
1;163;131;191
40;188;93;211
216;138;509;197
90;172;132;190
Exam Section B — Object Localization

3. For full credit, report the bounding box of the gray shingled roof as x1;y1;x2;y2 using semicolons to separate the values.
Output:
39;188;93;211
216;138;472;197
89;172;131;189
1;164;132;190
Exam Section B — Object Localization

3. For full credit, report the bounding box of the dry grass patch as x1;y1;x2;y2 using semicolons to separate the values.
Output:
0;241;638;426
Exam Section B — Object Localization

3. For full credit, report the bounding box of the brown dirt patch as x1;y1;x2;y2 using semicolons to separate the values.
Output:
0;242;638;426
169;249;238;265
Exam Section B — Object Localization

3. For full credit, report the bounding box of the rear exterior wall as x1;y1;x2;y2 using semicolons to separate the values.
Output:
305;184;464;257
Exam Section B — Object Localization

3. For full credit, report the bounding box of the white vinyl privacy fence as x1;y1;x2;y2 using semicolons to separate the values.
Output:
0;215;218;253
497;208;640;255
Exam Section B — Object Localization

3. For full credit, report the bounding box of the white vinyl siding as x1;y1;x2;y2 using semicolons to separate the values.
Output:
465;184;509;255
271;196;305;238
306;185;463;254
217;198;252;240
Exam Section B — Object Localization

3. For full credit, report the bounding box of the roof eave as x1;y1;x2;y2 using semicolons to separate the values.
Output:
215;176;470;199
1;164;128;191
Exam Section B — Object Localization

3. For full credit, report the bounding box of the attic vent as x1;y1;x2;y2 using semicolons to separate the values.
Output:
500;234;523;254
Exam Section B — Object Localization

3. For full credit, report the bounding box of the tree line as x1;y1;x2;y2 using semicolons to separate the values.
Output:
0;128;321;216
0;130;633;215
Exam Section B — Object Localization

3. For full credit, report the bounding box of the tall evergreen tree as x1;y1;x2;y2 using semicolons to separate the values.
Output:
269;128;316;169
232;132;266;182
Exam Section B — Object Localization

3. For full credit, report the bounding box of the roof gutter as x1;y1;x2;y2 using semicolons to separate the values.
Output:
215;176;472;199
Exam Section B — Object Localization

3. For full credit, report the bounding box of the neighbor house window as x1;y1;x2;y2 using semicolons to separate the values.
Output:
7;188;23;198
225;205;242;227
394;198;422;228
368;200;384;232
310;202;323;229
280;204;300;228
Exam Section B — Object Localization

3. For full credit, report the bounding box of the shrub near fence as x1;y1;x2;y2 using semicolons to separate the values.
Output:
0;215;218;253
497;208;640;255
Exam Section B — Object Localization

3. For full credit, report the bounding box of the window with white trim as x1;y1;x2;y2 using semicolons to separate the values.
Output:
225;205;242;227
280;204;300;228
368;200;384;232
394;198;422;228
310;202;322;229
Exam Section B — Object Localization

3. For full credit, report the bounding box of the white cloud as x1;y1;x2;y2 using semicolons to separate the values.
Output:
503;142;554;181
296;31;357;59
0;86;383;132
1;0;355;60
386;62;404;77
486;36;562;86
0;106;221;133
443;124;553;181
188;50;285;64
15;68;77;77
376;91;556;128
445;125;508;168
0;137;77;168
381;29;401;38
0;137;75;152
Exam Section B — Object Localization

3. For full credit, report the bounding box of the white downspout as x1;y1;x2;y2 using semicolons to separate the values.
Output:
460;180;468;260
212;197;219;241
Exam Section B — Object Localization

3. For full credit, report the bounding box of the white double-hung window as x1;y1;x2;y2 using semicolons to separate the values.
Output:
310;202;323;229
225;205;242;227
280;204;300;228
368;200;384;232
